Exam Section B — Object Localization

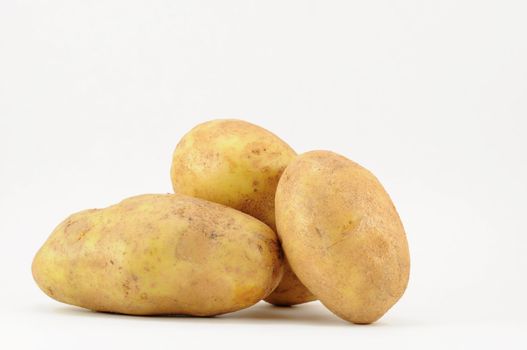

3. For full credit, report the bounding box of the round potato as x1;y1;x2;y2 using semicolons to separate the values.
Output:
170;119;315;305
32;194;284;316
275;151;410;323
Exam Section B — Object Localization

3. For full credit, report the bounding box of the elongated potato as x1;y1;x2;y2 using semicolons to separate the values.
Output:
170;119;315;305
32;194;283;316
275;151;410;323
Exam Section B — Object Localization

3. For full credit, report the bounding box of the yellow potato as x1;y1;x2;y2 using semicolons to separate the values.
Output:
32;194;284;316
262;263;316;306
170;119;315;305
275;151;410;323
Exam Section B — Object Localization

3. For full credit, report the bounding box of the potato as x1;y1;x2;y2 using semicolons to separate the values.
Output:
262;263;316;306
275;151;410;324
170;119;315;305
32;194;284;316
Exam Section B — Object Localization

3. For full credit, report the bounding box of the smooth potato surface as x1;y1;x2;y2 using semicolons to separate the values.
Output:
32;194;283;316
170;119;315;305
275;151;410;323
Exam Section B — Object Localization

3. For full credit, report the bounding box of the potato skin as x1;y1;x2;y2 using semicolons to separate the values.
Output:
170;119;292;229
32;194;284;316
262;263;316;306
275;151;410;324
170;119;315;305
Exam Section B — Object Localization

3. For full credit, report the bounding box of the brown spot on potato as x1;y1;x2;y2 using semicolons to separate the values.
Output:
122;281;131;295
274;150;410;323
63;217;94;242
37;165;286;315
208;231;224;240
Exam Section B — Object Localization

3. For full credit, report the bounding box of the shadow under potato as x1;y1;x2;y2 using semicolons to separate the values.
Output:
44;302;367;327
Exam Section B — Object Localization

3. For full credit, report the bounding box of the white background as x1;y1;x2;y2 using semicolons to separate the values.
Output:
1;1;526;348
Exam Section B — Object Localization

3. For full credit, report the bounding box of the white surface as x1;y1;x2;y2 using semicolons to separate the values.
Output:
1;1;526;349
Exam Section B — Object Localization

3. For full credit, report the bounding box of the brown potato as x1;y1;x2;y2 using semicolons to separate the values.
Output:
275;151;410;323
170;119;315;305
32;194;284;316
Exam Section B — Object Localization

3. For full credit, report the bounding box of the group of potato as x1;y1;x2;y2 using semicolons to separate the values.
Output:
32;120;410;324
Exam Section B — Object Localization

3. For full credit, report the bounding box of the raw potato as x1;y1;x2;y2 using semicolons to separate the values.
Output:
32;194;284;316
275;151;410;324
263;263;316;306
170;119;315;305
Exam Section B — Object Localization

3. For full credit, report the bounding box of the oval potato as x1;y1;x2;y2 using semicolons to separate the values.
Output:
275;151;410;323
32;194;284;316
170;119;315;305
